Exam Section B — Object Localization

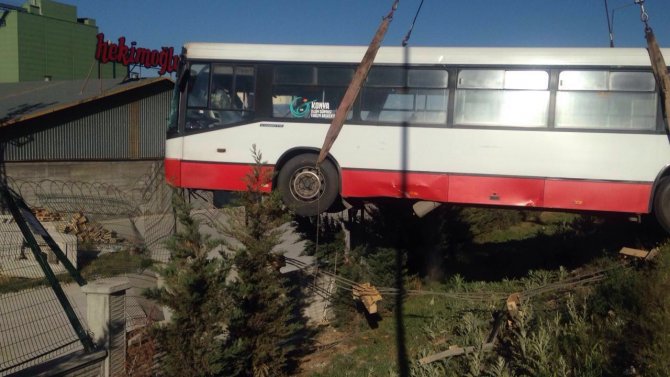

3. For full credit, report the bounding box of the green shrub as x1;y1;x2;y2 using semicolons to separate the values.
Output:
147;147;306;377
458;208;524;236
589;247;670;376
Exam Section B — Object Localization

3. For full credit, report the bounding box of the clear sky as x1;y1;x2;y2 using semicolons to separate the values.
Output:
12;1;670;50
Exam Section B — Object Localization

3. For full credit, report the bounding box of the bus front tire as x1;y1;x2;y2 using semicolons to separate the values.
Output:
654;177;670;233
277;154;339;217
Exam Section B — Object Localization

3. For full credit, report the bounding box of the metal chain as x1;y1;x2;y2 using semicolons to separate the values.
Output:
635;0;650;28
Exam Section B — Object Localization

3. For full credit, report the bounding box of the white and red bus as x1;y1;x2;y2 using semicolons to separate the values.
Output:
165;43;670;230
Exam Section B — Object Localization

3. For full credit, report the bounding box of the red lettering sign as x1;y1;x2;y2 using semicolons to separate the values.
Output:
95;33;180;75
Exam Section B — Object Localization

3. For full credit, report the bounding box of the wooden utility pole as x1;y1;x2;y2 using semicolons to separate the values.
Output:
645;29;670;133
637;0;669;133
317;0;399;165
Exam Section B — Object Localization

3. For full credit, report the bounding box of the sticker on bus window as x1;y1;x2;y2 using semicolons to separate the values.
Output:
290;97;312;118
310;101;335;119
290;97;335;119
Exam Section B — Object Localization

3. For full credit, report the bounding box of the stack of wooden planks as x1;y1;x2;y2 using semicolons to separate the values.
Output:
59;212;123;244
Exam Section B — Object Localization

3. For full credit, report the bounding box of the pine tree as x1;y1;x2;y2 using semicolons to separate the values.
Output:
145;192;230;376
148;146;305;376
220;145;303;376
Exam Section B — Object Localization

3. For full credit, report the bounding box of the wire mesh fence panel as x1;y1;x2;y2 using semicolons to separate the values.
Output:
0;217;87;376
1;161;177;375
136;165;175;263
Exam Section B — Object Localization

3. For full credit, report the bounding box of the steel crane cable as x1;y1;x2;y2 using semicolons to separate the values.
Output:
402;0;425;47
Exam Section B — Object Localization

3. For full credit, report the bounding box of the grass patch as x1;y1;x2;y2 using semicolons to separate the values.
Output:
307;251;670;376
303;206;670;376
0;250;153;294
469;211;581;244
79;250;153;280
0;275;51;294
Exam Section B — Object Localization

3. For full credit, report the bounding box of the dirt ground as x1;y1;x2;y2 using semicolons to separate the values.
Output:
298;326;357;376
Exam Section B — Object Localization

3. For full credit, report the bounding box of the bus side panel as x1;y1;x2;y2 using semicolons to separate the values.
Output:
544;180;652;213
165;137;184;187
448;175;545;207
164;158;182;186
179;161;273;192
340;169;448;202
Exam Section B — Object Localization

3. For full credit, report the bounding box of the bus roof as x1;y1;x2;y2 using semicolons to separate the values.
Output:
183;43;670;68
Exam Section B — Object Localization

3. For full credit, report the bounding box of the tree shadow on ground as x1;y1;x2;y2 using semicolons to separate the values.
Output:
439;212;667;282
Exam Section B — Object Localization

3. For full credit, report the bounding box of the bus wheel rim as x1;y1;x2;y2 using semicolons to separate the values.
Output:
290;167;324;202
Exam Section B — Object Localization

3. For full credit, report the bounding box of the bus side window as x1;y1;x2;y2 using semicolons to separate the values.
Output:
228;65;255;112
454;69;549;128
272;65;352;121
186;64;210;108
211;65;235;110
185;64;213;131
185;64;255;131
555;71;657;130
361;67;448;125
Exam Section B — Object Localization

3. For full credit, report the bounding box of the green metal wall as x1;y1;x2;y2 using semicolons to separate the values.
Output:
0;12;20;83
0;0;115;83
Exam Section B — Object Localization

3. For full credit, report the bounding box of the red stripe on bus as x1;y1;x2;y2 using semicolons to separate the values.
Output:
340;170;448;201
164;158;181;186
176;160;273;192
448;175;545;207
341;171;545;207
544;179;651;213
167;160;652;214
341;169;652;214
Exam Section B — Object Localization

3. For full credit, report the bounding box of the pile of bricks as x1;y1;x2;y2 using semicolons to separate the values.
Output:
31;207;63;222
59;212;123;244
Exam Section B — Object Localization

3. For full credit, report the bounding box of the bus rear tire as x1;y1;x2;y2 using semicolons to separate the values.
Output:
277;154;339;217
653;177;670;233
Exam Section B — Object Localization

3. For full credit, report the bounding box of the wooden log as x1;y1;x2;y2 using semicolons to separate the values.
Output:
420;311;504;365
352;282;383;314
619;247;658;260
419;342;494;365
506;293;521;317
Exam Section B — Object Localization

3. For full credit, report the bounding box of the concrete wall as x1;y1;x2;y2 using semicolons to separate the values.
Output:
5;160;160;192
5;160;163;217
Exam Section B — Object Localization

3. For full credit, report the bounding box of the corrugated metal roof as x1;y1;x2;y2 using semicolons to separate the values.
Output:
0;77;174;127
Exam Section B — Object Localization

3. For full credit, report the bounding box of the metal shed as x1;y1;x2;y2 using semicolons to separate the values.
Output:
0;77;174;161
